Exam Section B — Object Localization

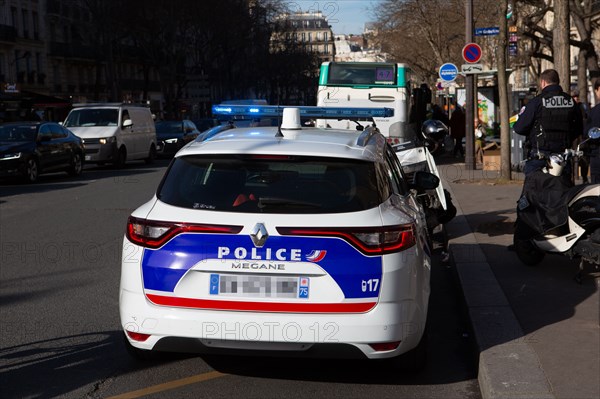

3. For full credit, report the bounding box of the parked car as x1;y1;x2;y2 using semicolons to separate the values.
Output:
155;120;200;157
120;104;438;369
191;118;219;133
63;104;156;167
0;121;84;183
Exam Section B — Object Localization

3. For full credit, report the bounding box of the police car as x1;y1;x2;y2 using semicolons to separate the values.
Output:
119;105;439;367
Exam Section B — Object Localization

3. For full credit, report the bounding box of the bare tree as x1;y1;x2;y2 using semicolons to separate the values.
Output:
554;0;571;88
497;0;511;179
569;0;600;107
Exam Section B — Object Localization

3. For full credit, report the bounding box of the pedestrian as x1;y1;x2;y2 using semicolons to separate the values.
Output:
474;118;486;165
513;69;583;183
431;104;449;126
449;105;465;158
571;89;590;183
584;79;600;184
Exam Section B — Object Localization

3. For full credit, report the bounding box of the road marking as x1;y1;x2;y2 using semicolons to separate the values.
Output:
107;370;227;398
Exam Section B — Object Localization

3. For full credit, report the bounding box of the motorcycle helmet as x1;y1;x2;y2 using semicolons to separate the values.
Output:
421;119;449;141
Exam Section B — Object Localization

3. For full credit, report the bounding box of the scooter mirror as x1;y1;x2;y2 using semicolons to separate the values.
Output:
587;127;600;140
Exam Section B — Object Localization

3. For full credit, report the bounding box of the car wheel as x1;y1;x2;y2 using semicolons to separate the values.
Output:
387;329;427;372
122;333;162;361
114;147;127;169
145;144;157;164
23;157;39;183
67;152;83;176
513;220;545;266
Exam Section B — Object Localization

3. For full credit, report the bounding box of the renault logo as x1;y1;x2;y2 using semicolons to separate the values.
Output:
250;223;268;247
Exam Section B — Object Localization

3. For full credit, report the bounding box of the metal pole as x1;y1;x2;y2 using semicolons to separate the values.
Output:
465;0;476;170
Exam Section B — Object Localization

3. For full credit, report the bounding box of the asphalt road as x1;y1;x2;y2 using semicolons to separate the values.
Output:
0;160;481;399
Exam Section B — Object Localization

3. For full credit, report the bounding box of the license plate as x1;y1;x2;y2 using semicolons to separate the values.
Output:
209;274;309;299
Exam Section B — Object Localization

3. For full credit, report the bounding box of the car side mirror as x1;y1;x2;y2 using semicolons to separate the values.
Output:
410;171;440;191
122;119;133;128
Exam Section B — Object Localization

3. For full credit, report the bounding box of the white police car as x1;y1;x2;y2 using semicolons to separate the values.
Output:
119;105;439;367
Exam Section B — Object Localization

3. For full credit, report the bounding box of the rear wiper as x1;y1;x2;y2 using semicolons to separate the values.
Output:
257;197;321;209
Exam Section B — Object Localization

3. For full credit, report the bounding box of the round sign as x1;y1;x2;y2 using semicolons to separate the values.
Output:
463;43;482;63
439;63;458;82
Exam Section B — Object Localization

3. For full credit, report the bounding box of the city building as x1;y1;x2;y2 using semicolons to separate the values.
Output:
271;10;335;64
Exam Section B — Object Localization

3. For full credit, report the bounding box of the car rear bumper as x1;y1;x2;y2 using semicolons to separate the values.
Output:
120;285;425;359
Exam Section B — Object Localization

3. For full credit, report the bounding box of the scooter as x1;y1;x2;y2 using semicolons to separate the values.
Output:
394;120;457;230
513;128;600;282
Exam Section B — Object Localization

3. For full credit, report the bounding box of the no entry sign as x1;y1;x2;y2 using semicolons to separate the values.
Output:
462;43;482;63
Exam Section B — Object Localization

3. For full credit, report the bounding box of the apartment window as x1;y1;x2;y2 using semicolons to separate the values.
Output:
302;32;306;42
308;32;312;42
324;32;328;41
36;52;42;73
22;9;29;38
11;7;18;30
0;54;5;82
32;12;39;40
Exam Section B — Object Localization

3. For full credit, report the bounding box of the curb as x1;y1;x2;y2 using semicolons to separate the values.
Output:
443;180;555;399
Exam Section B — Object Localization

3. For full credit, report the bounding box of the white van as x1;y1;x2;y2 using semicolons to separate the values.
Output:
63;104;157;167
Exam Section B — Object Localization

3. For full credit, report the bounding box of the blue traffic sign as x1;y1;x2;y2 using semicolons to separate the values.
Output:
439;63;458;82
475;27;500;36
462;43;482;63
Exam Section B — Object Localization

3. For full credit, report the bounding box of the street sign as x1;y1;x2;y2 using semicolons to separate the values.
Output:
474;27;499;36
462;43;482;63
439;63;459;82
461;64;483;74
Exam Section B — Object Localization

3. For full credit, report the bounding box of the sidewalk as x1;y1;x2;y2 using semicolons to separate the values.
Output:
439;161;600;399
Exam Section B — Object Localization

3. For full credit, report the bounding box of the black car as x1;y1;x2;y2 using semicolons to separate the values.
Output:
155;120;200;157
0;121;85;183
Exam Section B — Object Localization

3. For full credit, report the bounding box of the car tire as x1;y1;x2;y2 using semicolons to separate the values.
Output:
23;157;39;183
145;144;157;165
67;152;83;176
114;147;127;169
384;329;427;372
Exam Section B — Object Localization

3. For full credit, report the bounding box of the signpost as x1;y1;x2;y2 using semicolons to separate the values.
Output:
461;64;483;74
439;63;459;82
462;43;482;63
474;27;500;36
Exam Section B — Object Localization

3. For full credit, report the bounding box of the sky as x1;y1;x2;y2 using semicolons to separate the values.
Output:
289;1;382;35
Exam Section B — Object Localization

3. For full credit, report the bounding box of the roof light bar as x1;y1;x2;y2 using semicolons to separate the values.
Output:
212;105;394;119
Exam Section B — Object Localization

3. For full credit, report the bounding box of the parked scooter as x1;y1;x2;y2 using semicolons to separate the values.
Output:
513;128;600;282
395;120;457;231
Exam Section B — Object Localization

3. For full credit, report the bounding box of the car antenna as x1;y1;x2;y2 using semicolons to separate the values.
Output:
275;101;284;138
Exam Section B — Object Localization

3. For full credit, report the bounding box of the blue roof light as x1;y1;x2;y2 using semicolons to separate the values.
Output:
212;105;394;119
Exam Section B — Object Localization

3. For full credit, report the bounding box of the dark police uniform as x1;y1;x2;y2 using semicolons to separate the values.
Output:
513;84;583;176
585;102;600;183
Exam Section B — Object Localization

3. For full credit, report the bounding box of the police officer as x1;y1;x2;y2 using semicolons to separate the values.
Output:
585;79;600;183
513;69;583;180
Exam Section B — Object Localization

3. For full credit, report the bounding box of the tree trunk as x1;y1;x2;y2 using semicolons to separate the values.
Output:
498;0;511;180
553;0;570;88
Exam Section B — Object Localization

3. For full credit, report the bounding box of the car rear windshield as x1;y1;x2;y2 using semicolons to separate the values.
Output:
157;154;383;213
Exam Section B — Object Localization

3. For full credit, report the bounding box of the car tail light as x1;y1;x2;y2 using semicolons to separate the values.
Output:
277;224;416;255
369;341;401;352
126;216;242;249
126;330;151;342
